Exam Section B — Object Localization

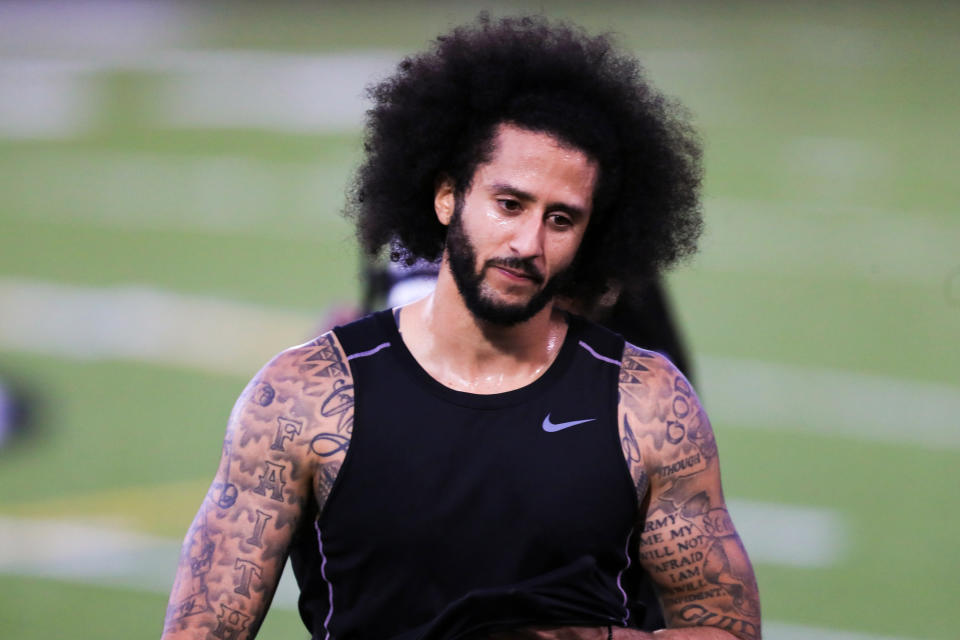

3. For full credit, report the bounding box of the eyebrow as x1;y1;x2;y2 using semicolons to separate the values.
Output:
489;182;588;220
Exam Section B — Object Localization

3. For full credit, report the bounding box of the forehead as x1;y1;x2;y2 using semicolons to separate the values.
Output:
472;124;598;203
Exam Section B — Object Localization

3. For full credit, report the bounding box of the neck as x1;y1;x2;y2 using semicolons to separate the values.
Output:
399;259;568;393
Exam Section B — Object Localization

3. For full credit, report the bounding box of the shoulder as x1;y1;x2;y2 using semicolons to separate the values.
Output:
274;332;351;380
235;332;351;410
225;332;355;461
618;341;688;408
617;342;715;473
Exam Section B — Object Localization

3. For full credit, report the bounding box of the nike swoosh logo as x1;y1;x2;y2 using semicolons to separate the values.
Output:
542;414;597;432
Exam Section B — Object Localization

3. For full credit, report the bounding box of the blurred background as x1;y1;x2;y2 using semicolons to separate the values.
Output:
0;1;957;638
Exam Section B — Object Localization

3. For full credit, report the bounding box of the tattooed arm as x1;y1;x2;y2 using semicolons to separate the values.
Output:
161;333;354;640
616;344;761;640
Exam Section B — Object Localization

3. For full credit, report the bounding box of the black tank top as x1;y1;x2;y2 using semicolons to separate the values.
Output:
289;311;648;639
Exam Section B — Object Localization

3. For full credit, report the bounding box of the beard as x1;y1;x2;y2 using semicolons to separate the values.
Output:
445;204;569;327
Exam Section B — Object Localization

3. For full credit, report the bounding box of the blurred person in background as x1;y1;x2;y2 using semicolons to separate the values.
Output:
163;14;759;640
0;377;37;450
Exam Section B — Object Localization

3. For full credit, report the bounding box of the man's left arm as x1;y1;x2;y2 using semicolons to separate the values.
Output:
617;346;761;639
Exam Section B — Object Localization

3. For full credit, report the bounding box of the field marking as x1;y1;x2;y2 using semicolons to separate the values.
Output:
0;65;98;139
726;499;845;568
6;483;845;569
1;277;957;450
0;502;848;623
699;355;960;451
0;1;188;53
0;511;906;639
0;33;900;140
696;196;958;289
0;49;400;138
0;277;313;377
0;149;355;236
3;148;955;288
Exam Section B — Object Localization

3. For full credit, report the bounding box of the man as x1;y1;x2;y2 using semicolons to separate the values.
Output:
162;15;760;640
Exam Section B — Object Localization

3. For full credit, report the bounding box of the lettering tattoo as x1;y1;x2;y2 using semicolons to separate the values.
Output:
662;586;725;607
271;416;303;452
657;453;701;478
321;379;354;435
165;334;356;638
246;510;273;548
673;392;691;419
233;558;264;597
674;375;692;397
645;490;761;620
252;461;287;502
618;345;760;637
665;419;685;445
211;604;252;640
677;604;760;640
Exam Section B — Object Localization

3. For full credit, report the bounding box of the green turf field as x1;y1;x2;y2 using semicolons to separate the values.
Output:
0;2;957;638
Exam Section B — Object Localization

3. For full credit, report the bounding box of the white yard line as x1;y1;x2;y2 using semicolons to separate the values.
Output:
3;149;954;287
0;149;353;236
0;49;401;138
0;278;314;377
0;511;865;640
726;500;845;569
0;1;188;54
154;50;399;133
698;356;960;451
0;514;908;639
1;278;956;450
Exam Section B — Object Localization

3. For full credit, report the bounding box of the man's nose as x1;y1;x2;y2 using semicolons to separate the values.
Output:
507;213;545;258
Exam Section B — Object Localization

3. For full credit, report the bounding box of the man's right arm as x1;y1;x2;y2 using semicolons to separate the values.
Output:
161;332;355;639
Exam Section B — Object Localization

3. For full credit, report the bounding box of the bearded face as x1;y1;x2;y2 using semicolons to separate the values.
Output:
446;202;570;327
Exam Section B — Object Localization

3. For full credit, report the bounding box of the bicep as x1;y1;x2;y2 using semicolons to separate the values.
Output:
618;349;760;639
164;335;354;638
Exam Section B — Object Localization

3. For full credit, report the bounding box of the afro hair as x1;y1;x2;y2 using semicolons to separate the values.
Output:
348;13;703;304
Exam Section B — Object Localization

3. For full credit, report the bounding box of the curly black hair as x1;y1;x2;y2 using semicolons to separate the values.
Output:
348;13;703;304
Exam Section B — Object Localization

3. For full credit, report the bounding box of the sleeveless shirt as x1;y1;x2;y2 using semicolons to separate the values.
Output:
289;310;650;639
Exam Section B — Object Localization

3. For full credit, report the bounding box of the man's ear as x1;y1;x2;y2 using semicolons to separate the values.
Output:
434;176;455;226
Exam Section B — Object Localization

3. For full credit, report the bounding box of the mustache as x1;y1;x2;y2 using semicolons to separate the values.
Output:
484;257;545;284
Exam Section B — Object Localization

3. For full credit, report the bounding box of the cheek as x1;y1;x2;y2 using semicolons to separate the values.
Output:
463;208;509;248
548;232;586;269
481;206;513;234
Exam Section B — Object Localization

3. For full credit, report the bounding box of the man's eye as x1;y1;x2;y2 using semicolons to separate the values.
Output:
498;199;521;212
548;213;572;228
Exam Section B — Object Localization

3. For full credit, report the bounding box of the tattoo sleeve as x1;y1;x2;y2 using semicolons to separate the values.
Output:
618;345;761;640
162;333;354;639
